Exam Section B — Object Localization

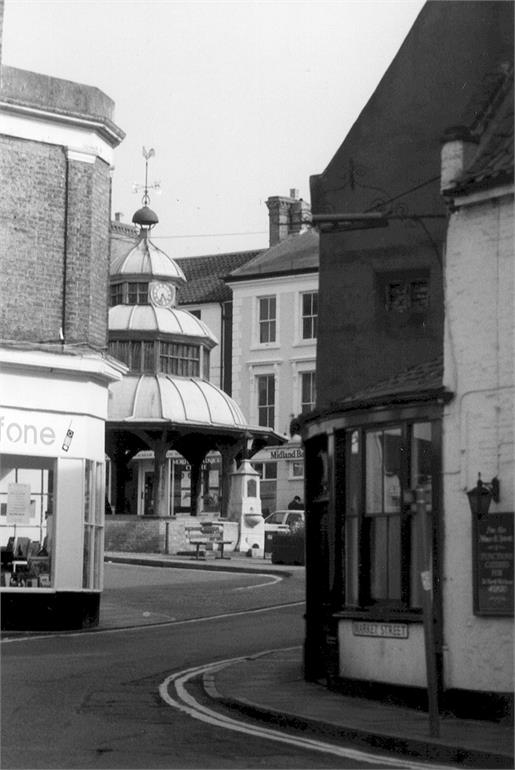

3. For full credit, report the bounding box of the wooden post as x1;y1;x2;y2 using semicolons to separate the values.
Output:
417;486;440;738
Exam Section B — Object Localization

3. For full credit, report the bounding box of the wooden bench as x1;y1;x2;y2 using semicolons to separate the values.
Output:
185;523;232;560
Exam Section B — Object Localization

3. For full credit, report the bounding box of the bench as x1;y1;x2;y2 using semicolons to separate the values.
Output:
185;523;232;560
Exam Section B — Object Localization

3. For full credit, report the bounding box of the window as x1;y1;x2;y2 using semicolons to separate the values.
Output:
342;421;434;610
289;460;304;479
0;455;55;589
110;283;124;306
127;282;148;305
258;296;276;344
385;280;429;313
189;309;201;319
253;462;277;480
83;460;104;590
159;342;201;377
302;292;318;339
108;340;155;372
257;374;275;428
301;371;316;414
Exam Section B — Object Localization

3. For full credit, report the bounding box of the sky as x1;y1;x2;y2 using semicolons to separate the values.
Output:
2;0;426;258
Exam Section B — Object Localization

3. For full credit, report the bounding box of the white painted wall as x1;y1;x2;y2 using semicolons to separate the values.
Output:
442;187;514;693
339;622;427;686
231;272;318;435
180;301;223;389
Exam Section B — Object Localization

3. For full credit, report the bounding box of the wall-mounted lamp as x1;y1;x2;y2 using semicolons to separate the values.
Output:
466;474;500;517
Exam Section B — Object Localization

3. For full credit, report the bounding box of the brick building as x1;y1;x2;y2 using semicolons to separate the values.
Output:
301;0;513;721
0;1;125;629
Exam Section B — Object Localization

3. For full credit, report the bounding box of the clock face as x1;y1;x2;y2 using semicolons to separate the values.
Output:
150;282;175;308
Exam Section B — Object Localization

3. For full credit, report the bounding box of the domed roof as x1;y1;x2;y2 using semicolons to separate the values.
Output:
108;374;247;428
109;305;218;346
110;232;186;283
132;205;159;227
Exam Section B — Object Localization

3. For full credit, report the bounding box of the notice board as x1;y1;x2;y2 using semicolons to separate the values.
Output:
473;512;514;616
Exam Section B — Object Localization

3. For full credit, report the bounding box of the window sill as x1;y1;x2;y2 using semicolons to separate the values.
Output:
333;608;423;623
249;344;280;352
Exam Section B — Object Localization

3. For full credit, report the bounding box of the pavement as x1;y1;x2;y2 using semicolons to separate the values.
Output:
103;551;514;769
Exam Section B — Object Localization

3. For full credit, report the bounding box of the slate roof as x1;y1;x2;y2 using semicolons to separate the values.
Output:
175;250;263;304
299;357;451;429
227;229;319;282
452;75;514;194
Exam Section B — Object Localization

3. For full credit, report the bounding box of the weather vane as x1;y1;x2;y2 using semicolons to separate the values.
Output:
132;146;161;205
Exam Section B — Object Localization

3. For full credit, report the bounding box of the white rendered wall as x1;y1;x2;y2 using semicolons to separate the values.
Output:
442;189;514;693
180;302;223;389
339;622;427;686
231;272;318;435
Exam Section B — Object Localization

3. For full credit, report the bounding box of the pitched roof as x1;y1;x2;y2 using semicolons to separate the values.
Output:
175;250;263;304
227;229;319;282
453;74;514;194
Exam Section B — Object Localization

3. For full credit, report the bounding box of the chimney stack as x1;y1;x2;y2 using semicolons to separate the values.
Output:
266;190;311;246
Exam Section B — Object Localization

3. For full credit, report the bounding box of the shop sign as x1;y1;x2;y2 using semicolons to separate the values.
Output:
253;446;304;462
473;512;514;616
352;621;409;639
0;408;97;459
6;483;32;524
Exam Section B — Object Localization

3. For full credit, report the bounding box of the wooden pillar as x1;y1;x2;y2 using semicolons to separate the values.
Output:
153;438;169;518
219;442;240;518
189;460;202;517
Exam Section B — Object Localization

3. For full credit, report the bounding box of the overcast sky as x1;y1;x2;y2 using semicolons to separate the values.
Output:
3;0;425;257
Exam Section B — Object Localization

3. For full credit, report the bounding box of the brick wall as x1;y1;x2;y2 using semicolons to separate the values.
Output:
105;515;239;554
0;137;66;342
0;136;112;348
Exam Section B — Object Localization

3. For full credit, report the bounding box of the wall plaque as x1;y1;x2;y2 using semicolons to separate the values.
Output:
473;512;514;616
352;621;409;639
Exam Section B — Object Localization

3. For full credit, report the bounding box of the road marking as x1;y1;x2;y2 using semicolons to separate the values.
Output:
232;574;282;590
159;654;455;770
1;602;304;643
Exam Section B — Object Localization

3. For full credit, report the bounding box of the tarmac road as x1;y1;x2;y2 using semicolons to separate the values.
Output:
2;564;371;770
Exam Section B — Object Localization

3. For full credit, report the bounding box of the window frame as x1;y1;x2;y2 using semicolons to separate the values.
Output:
300;370;316;414
257;296;277;345
301;291;318;340
337;417;438;617
256;373;275;429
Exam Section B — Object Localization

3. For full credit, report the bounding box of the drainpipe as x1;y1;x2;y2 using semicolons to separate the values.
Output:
60;147;70;345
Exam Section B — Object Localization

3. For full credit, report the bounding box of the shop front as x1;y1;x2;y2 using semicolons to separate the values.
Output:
110;449;222;517
251;441;305;516
0;348;124;630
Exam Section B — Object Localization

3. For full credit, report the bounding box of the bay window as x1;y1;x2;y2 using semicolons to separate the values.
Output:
342;420;434;611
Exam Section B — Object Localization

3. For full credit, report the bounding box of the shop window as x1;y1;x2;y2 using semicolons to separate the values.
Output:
258;296;276;344
342;421;434;611
257;374;275;428
301;371;316;414
301;292;318;339
83;460;104;590
0;455;55;588
253;462;277;480
289;460;304;479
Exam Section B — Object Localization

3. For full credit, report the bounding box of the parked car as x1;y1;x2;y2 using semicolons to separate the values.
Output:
263;510;305;533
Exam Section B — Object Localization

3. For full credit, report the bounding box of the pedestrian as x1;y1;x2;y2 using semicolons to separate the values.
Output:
287;495;303;510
